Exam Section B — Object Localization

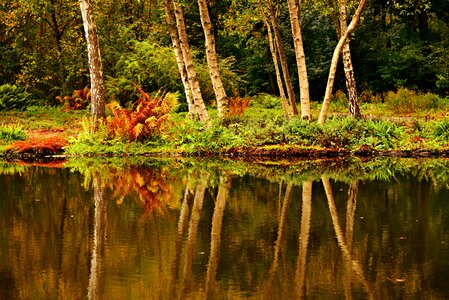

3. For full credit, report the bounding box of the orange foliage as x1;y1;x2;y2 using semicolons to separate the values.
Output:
108;166;172;213
8;137;68;155
107;84;175;141
229;97;251;116
56;87;90;110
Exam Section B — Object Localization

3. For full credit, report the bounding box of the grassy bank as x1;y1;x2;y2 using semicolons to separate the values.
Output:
1;90;449;158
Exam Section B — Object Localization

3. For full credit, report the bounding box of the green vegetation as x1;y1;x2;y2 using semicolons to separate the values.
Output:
0;84;34;111
2;88;448;158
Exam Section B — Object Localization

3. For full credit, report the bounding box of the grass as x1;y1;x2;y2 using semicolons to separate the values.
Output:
1;89;449;157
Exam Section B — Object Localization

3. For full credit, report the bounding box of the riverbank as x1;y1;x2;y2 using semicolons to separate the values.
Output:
1;96;449;160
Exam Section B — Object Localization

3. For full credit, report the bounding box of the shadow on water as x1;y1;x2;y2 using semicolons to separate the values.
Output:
1;157;449;299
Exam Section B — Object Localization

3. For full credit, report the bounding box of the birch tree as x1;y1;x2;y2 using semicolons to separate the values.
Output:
337;0;362;118
197;0;229;117
266;0;298;117
257;0;289;116
287;0;311;120
79;0;105;130
164;0;196;118
171;0;210;123
318;0;366;125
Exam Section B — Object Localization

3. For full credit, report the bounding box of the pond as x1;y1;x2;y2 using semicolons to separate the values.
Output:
1;157;449;299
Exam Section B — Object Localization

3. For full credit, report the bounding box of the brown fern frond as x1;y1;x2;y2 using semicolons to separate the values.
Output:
132;83;151;102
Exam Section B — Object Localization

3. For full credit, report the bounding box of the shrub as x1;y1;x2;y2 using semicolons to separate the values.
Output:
107;85;178;142
0;84;33;111
0;124;27;141
229;97;251;116
433;119;449;144
384;88;445;113
56;87;90;110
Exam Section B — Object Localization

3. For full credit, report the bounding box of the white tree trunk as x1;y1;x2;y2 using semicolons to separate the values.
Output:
197;0;229;118
287;0;311;120
172;0;210;123
258;0;288;116
164;0;196;118
79;0;105;130
266;0;298;117
318;0;366;125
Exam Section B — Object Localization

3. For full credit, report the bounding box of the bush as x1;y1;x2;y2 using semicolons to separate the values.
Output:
433;119;449;144
0;124;27;142
107;86;178;142
384;88;445;113
0;84;34;111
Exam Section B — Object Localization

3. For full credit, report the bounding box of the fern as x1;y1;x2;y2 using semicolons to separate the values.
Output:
106;84;178;141
56;86;91;110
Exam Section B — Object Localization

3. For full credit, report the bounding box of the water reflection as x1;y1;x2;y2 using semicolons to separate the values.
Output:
1;158;449;299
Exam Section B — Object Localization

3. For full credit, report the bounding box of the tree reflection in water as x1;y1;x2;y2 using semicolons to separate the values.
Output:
2;158;449;298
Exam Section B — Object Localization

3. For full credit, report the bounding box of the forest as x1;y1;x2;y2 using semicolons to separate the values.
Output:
1;0;449;156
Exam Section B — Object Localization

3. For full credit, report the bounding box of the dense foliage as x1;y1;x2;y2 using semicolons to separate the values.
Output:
1;0;448;109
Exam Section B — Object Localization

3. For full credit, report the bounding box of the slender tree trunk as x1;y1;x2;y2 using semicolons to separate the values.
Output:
258;0;288;116
79;0;106;130
318;0;366;125
287;0;311;120
338;0;362;119
197;0;229;118
172;0;210;123
266;0;298;117
164;0;196;118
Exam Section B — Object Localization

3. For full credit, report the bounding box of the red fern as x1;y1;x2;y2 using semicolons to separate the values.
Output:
56;87;90;111
229;97;251;116
8;137;68;155
107;85;177;141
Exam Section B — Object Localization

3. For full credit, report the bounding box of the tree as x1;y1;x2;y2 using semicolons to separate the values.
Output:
287;0;311;120
171;0;210;123
164;0;196;117
318;0;366;125
257;0;289;116
266;0;298;117
197;0;229;117
79;0;106;129
337;0;362;118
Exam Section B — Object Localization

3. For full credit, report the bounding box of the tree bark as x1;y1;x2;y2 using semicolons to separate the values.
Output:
318;0;366;125
338;0;362;119
287;0;311;120
258;0;289;116
172;0;210;123
197;0;229;118
79;0;106;130
164;0;196;118
266;0;298;117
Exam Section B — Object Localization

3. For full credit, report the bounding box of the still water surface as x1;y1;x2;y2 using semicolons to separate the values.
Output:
1;159;449;299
